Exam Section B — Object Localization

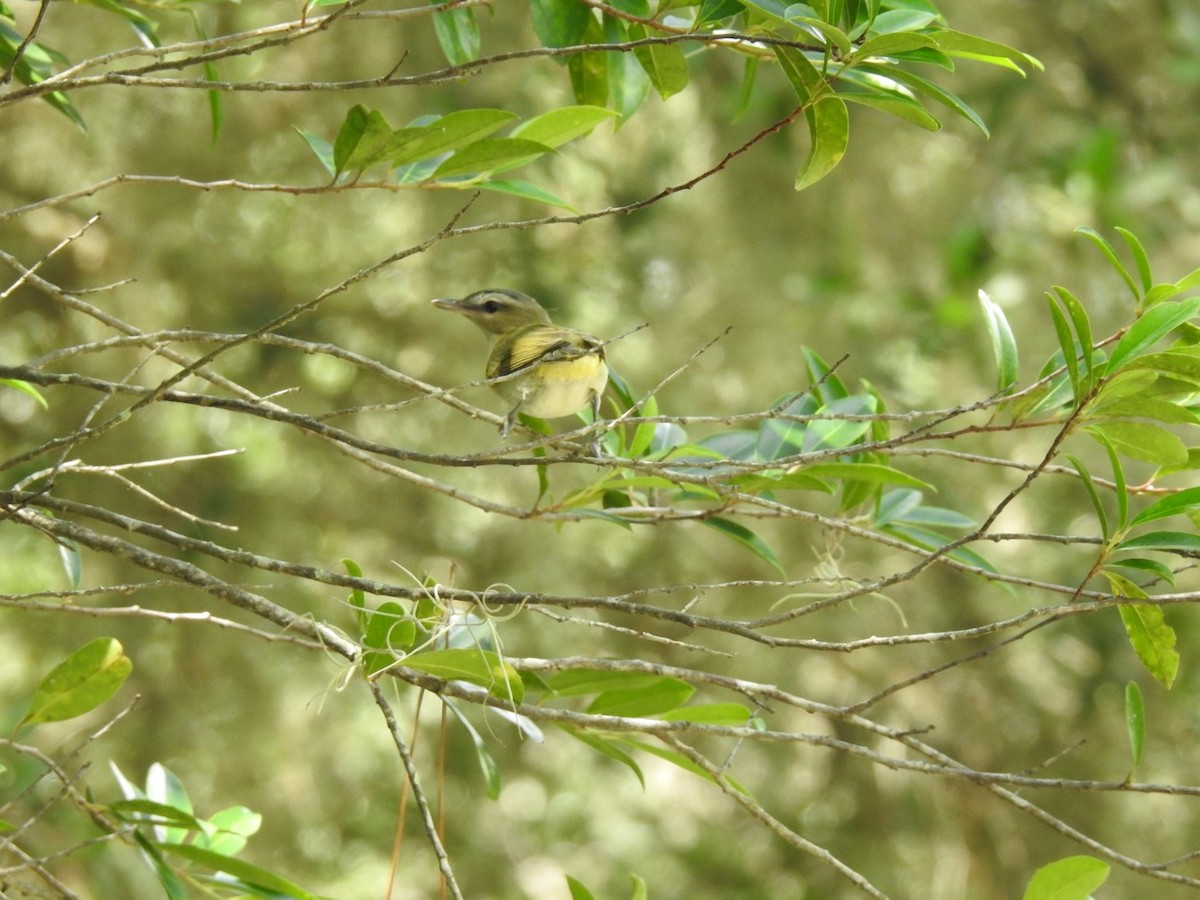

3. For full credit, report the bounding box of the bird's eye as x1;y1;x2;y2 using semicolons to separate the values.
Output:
482;300;501;313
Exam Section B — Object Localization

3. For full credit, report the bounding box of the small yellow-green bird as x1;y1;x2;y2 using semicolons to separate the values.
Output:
431;288;609;440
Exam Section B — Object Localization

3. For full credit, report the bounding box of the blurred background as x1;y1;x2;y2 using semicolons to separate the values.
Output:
3;1;1200;897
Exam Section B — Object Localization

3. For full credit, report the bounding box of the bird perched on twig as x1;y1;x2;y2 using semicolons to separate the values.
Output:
431;289;609;444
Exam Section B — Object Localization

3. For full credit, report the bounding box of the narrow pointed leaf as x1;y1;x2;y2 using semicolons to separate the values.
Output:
1075;225;1140;303
1116;227;1153;295
1125;681;1145;770
702;517;786;575
1129;486;1200;528
979;289;1019;391
1106;298;1200;374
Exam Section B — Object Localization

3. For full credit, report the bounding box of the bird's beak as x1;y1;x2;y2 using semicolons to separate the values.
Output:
430;298;458;311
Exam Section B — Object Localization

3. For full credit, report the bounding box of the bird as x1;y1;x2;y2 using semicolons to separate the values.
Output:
431;289;609;444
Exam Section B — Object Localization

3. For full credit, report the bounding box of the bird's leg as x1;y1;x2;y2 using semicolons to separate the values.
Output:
500;401;522;439
588;391;605;457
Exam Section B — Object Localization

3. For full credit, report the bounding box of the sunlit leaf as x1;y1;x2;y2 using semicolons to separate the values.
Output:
401;648;525;703
978;289;1019;391
19;637;132;729
432;138;554;179
1105;571;1178;688
1086;421;1188;468
841;90;940;131
510;105;618;146
1021;855;1109;900
659;703;752;725
390;109;519;167
933;29;1042;75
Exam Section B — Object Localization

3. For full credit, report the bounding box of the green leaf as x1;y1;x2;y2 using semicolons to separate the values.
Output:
431;1;480;65
0;378;49;408
799;462;933;491
978;289;1019;391
332;105;395;176
1086;421;1188;467
1119;603;1178;689
19;637;132;729
342;557;368;630
1129;486;1200;528
565;729;645;786
294;128;335;176
796;96;854;189
841;90;940;131
1051;286;1095;384
1065;454;1108;541
631;25;689;98
510;105;618;147
445;700;503;799
108;799;204;832
432;138;555;179
587;677;695;717
1105;572;1178;688
154;843;321;900
605;16;651;121
567;874;599;900
1106;557;1176;587
543;669;674;697
1122;347;1200;384
881;68;989;136
1075;225;1141;303
772;46;850;189
194;806;261;857
659;703;753;725
1106;298;1200;374
568;48;610;107
1021;855;1109;900
1046;292;1081;400
868;8;938;34
530;0;593;48
361;601;416;675
932;29;1042;75
1116;227;1153;295
390;109;519;167
401;648;525;703
1115;530;1200;555
78;0;158;46
855;31;937;58
702;517;787;575
478;179;579;211
1125;681;1145;771
787;15;853;56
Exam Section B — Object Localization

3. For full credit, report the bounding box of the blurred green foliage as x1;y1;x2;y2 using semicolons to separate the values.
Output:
3;1;1200;899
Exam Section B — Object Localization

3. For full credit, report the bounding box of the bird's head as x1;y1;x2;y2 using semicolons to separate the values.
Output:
431;289;553;336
